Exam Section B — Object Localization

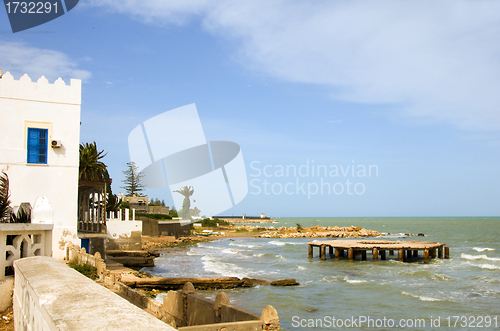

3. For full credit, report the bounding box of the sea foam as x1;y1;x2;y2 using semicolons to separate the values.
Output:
473;247;496;252
402;291;443;302
461;253;500;262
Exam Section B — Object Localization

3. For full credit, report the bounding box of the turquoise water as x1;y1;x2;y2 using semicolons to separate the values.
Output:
144;218;500;330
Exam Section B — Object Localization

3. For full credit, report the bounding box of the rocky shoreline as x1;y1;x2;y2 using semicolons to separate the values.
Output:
257;225;383;239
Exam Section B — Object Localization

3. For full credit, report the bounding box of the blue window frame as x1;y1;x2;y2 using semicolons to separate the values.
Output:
27;128;48;164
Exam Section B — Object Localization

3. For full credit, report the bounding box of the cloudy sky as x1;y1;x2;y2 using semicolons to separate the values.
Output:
1;0;499;217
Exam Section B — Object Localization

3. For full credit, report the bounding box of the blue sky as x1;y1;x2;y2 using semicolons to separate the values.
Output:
1;1;499;217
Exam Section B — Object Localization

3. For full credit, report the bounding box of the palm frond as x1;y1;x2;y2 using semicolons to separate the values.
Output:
0;171;12;222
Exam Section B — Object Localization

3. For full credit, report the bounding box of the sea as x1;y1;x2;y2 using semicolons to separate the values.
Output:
142;217;500;331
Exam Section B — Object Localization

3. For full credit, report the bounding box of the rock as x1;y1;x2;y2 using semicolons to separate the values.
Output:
270;279;299;286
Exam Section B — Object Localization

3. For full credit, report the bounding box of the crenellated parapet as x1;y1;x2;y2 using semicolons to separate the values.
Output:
0;71;81;105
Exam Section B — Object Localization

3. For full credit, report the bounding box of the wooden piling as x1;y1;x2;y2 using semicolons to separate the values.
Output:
348;248;354;260
335;248;341;258
430;249;436;258
398;249;405;261
320;245;326;260
444;246;449;259
307;239;448;263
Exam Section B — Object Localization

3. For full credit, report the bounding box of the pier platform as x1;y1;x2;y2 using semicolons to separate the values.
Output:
308;240;449;262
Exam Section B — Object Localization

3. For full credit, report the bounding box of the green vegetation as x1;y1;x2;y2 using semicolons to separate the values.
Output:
106;183;120;213
149;198;166;206
0;172;31;223
120;201;130;209
169;208;178;218
0;172;12;222
122;161;144;196
136;212;172;220
195;217;230;227
235;228;249;233
79;142;109;182
68;260;98;280
296;223;303;231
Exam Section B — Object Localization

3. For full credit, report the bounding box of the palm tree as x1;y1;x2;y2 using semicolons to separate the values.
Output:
174;186;194;220
0;171;12;222
79;142;109;181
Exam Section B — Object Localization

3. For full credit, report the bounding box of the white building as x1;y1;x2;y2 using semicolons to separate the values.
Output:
0;70;81;259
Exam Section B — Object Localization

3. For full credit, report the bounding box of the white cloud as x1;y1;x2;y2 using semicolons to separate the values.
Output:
89;0;500;130
0;40;91;82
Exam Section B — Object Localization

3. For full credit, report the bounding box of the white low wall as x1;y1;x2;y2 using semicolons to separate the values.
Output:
13;256;177;331
106;220;142;240
0;223;53;280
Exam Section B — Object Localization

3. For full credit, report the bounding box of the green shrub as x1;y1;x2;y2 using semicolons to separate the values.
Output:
137;212;172;220
195;217;230;227
68;260;98;280
235;228;249;233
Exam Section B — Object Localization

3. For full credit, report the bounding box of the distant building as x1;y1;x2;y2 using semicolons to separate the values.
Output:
0;70;82;259
123;196;149;212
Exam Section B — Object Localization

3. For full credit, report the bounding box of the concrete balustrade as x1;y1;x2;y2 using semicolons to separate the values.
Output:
0;223;53;312
13;256;176;331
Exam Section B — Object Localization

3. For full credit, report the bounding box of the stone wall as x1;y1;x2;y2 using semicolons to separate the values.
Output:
148;206;170;215
163;283;280;331
66;243;280;330
13;256;176;331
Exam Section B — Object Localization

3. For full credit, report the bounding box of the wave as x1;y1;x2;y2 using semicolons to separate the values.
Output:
344;278;368;284
229;242;260;249
268;240;304;246
401;291;443;302
473;263;500;270
382;233;411;238
461;253;500;262
473;247;496;252
322;276;368;284
222;248;241;255
201;255;249;278
268;240;286;246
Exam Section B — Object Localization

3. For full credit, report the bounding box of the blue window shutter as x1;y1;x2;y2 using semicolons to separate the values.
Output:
27;128;48;164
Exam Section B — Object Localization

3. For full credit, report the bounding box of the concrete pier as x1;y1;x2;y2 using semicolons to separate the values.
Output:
309;240;448;262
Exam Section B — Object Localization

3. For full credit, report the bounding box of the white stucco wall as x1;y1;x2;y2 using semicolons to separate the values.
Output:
0;71;81;259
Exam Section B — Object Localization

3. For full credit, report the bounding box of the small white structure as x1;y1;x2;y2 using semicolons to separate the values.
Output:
106;209;143;250
0;70;81;259
31;196;54;224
